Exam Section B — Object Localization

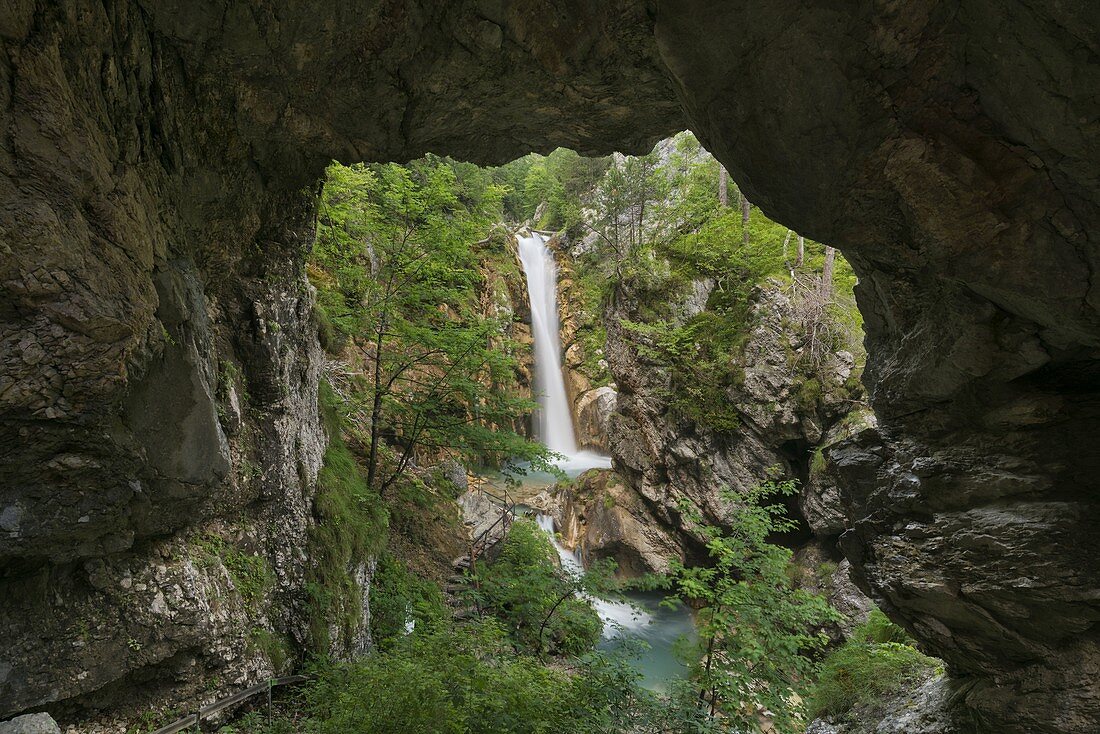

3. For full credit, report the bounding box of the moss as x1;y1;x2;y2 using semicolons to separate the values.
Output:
249;628;291;673
307;382;389;654
808;609;940;719
794;376;823;414
815;560;838;587
314;303;338;355
810;446;827;477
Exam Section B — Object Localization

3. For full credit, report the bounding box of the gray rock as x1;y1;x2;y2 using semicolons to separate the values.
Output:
575;386;618;450
806;673;976;734
437;460;469;493
554;470;685;577
0;714;61;734
3;1;1098;730
605;283;859;559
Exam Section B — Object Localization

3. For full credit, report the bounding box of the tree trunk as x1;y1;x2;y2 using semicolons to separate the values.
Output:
718;165;729;208
822;245;836;297
740;195;751;246
366;315;387;492
796;235;805;268
782;229;792;262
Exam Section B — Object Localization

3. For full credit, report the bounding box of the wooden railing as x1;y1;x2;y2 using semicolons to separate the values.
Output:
149;675;308;734
467;486;517;575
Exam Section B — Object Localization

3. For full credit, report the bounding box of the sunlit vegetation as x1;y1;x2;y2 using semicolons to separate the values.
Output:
226;136;895;734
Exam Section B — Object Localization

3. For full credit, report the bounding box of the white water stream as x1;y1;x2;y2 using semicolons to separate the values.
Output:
516;231;611;475
534;514;651;638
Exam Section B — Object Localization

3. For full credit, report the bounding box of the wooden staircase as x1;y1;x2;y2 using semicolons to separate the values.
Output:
446;485;518;620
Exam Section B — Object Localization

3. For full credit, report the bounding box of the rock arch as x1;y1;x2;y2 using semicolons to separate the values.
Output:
1;2;1096;730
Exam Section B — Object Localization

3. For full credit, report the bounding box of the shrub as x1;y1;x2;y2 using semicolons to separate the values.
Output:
857;608;913;644
304;623;673;734
368;552;448;646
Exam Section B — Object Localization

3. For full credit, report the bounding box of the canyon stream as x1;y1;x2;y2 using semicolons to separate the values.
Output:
516;230;696;692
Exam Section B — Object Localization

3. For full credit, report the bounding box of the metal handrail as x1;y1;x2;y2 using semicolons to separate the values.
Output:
149;675;308;734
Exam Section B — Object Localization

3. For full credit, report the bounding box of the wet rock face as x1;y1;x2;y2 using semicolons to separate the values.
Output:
554;469;686;577
2;0;1098;730
655;3;1100;731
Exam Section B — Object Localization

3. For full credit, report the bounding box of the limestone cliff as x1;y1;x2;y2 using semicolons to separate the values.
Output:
548;234;616;452
599;281;861;560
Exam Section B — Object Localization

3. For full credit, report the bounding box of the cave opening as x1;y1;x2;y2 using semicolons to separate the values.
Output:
3;2;1097;732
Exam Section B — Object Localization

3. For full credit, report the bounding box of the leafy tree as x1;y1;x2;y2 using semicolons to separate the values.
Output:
312;161;552;495
471;519;610;657
666;480;840;733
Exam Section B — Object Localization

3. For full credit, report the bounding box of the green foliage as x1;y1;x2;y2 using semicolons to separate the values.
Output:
623;310;748;433
368;552;448;646
808;610;939;720
192;534;273;610
306;382;389;653
856;608;916;645
301;622;698;734
810;446;827;477
515;148;610;228
472;519;605;657
303;625;642;734
248;628;291;673
218;712;298;734
794;376;823;414
311;159;551;492
666;480;841;733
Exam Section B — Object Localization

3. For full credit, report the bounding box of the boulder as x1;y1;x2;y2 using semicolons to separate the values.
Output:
0;714;60;734
554;469;684;576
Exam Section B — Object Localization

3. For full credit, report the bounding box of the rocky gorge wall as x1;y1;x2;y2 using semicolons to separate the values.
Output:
548;234;617;452
554;280;862;575
2;1;1098;731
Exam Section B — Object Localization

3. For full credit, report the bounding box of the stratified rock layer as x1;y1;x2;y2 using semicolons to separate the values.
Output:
2;1;1098;731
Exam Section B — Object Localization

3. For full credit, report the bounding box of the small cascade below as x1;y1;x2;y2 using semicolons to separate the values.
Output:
534;514;651;638
516;231;611;476
534;513;696;692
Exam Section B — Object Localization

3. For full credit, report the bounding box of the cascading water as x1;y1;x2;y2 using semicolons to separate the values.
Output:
534;514;651;638
516;231;611;475
518;229;693;691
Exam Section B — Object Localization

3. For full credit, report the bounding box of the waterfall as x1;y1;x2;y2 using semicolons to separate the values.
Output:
516;231;611;474
517;231;580;454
